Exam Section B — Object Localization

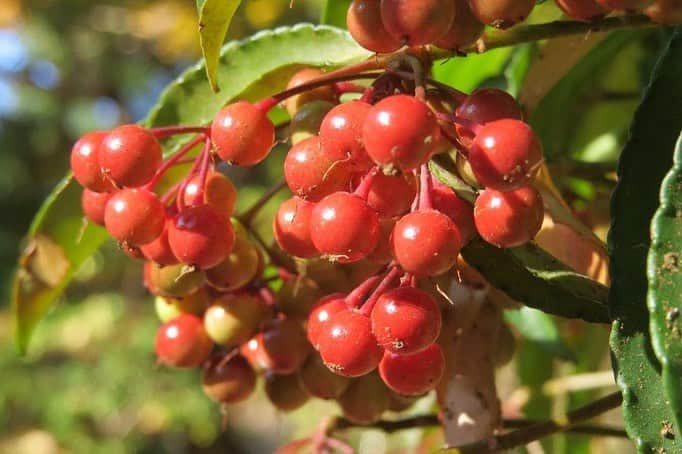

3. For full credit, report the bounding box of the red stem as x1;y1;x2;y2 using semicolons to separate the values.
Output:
175;144;207;212
151;125;209;139
194;140;213;205
353;167;379;200
360;86;376;103
145;134;207;191
345;274;383;309
160;181;183;205
259;286;277;307
418;164;433;210
359;266;403;316
334;81;366;97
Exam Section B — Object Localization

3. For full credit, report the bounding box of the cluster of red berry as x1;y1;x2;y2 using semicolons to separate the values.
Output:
69;60;542;424
347;0;679;55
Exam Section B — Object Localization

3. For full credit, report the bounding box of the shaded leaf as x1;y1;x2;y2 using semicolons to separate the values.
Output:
196;0;241;92
609;29;682;453
505;307;575;361
432;48;514;93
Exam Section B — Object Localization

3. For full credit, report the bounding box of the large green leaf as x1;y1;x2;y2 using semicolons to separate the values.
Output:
196;0;241;92
505;307;575;361
12;25;370;354
648;131;682;433
609;29;682;453
432;48;514;93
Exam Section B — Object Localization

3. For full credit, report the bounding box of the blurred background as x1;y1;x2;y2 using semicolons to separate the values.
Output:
0;0;671;453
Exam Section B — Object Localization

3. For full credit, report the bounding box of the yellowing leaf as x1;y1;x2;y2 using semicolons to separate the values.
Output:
197;0;241;92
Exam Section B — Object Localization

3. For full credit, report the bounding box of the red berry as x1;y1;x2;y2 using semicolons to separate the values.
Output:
211;101;275;166
181;171;237;218
371;286;442;354
595;0;652;9
284;68;337;117
431;180;475;244
140;219;179;266
380;0;455;46
555;0;606;20
378;343;444;395
81;189;112;226
298;353;351;399
469;0;536;28
202;354;256;404
273;196;318;258
168;204;235;269
204;293;270;346
363;95;440;171
368;217;397;265
455;88;523;145
70;131;114;192
307;293;348;348
391;209;463;276
257;317;312;374
347;0;402;53
205;231;261;291
310;192;380;263
366;172;417;218
338;373;390;424
319;100;373;171
155;314;213;368
99;125;163;188
104;188;165;245
264;372;310;412
434;0;485;49
468;119;543;191
317;309;383;377
284;136;353;201
474;185;544;247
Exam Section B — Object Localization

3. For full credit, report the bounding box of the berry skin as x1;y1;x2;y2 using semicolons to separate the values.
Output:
257;317;312;374
388;391;419;411
474;185;544;248
284;136;353;201
210;101;275;166
468;119;543;192
264;372;310;412
434;0;485;49
371;287;442;354
146;262;206;298
368;217;397;265
310;192;380;263
277;277;323;318
319;100;373;171
431;180;475;244
366;172;417;218
104;188;165;245
338;373;390;424
317;309;383;377
154;288;210;322
455;88;524;145
307;293;348;348
140;219;179;266
391;209;464;277
155;314;213;368
469;0;536;28
98;125;163;188
203;293;270;347
378;343;445;396
181;171;237;218
205;228;261;291
284;68;337;117
347;0;402;53
273;196;318;259
290;100;335;145
70;131;114;192
380;0;455;46
81;189;112;226
363;95;441;171
298;353;351;399
202;354;256;404
594;0;652;9
168;204;235;269
644;0;682;24
554;0;606;21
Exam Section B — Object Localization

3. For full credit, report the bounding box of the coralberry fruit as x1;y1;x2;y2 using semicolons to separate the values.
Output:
371;286;442;354
366;172;417;218
206;227;261;291
474;185;544;248
347;0;402;53
104;188;165;245
154;289;209;322
431;180;475;244
469;0;536;28
307;293;348;348
181;171;237;218
319;100;373;171
378;343;445;395
391;209;464;276
338;373;390;424
310;192;380;263
284;68;337;117
380;0;455;46
298;353;351;399
168;204;235;269
273;196;318;258
290;100;335;145
140;219;179;266
146;262;206;298
210;101;275;166
257;317;312;374
435;0;485;49
81;189;112;226
363;95;440;171
203;293;269;346
455;88;524;145
98;124;163;188
264;372;310;412
468;119;543;191
554;0;606;20
277;277;323;318
70;131;113;192
202;355;256;404
155;314;213;368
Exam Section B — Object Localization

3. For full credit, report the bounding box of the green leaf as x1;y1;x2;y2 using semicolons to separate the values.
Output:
505;307;575;361
196;0;241;92
321;0;352;28
13;25;370;354
432;47;514;93
462;239;610;323
648;131;682;433
609;29;682;453
504;43;537;97
529;31;637;161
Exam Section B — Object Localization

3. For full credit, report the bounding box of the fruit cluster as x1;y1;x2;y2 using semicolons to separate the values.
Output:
347;0;680;54
70;60;542;424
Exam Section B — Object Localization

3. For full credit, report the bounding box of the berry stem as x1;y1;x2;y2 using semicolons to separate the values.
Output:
237;179;287;226
193;139;213;205
151;125;209;138
353;167;379;200
389;53;427;101
359;266;403;316
259;286;277;307
345;274;383;309
418;164;434;210
359;85;376;103
159;181;182;205
145;134;208;191
334;81;367;97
